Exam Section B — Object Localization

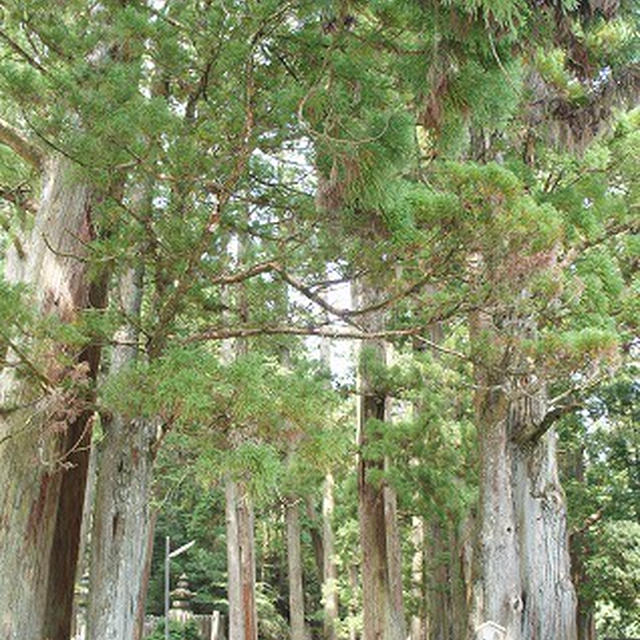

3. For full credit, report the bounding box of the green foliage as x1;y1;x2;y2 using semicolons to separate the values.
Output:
146;620;200;640
0;0;637;632
560;371;639;634
590;520;640;630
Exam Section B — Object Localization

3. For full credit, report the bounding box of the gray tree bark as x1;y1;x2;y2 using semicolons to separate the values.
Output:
286;498;306;640
86;262;158;640
410;516;426;640
226;476;258;640
0;155;105;640
226;477;245;640
469;305;577;640
322;472;339;640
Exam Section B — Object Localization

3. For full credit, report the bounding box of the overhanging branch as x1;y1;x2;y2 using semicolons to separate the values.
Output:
182;324;468;360
0;117;44;169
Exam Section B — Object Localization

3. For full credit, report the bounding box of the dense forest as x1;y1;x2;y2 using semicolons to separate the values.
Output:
0;1;637;640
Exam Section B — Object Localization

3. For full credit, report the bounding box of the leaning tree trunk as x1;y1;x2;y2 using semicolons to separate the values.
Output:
0;155;105;640
87;263;158;640
355;282;406;640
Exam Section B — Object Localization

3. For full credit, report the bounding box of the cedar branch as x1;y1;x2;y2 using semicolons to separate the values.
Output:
0;117;44;169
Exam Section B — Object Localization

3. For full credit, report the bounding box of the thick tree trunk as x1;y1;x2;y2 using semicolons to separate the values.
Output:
87;264;158;640
0;157;104;640
470;306;577;640
322;472;339;640
473;400;522;637
286;498;306;640
469;310;523;638
513;426;577;640
355;282;406;640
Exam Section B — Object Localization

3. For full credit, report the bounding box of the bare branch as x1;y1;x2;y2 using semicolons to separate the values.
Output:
0;117;44;169
183;324;468;361
185;324;418;342
0;29;49;75
570;509;603;540
210;260;279;286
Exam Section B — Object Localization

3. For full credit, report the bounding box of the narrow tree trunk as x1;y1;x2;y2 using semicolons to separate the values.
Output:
305;496;325;583
0;157;104;640
319;331;338;640
87;264;158;640
576;605;596;640
570;451;597;640
426;520;450;640
322;472;339;640
134;509;159;640
286;498;306;640
71;442;98;637
226;475;258;640
383;457;405;634
238;485;258;640
410;516;426;640
226;477;245;640
348;563;360;640
451;519;473;640
355;282;406;640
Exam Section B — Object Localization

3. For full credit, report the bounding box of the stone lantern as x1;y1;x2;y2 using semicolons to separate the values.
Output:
169;573;196;624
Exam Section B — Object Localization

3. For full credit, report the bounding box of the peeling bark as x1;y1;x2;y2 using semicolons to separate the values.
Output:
86;263;158;640
513;427;577;640
470;306;577;639
226;477;258;640
0;157;103;640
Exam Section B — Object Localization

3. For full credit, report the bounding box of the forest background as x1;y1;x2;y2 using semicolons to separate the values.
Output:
0;1;637;640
